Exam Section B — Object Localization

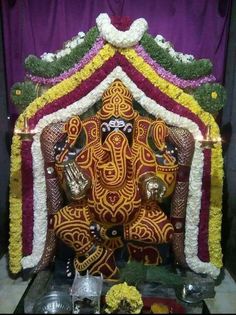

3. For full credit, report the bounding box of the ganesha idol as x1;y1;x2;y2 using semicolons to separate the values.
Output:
49;79;181;279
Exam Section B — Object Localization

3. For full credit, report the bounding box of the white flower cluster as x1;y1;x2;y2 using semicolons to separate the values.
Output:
40;32;85;62
22;66;220;279
154;34;194;63
96;13;147;48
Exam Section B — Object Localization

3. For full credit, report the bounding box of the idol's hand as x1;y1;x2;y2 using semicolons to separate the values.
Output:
140;173;167;202
64;161;91;200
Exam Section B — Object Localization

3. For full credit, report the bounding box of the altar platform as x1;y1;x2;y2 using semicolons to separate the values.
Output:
2;254;236;314
13;267;210;314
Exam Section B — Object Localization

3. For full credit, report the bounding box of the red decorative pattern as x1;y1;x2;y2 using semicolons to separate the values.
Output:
169;127;195;265
125;206;174;244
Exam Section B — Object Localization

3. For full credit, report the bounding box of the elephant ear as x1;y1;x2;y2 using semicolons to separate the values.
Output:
56;116;83;164
151;119;169;152
64;116;83;145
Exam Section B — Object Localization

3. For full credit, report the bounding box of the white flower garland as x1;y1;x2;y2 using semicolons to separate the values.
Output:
40;32;85;62
96;13;148;48
40;16;194;63
21;66;220;278
96;12;194;63
154;34;194;63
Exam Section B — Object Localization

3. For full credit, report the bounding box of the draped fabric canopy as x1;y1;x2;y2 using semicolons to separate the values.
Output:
1;0;232;118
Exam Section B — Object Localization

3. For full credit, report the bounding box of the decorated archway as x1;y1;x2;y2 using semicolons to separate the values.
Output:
9;13;225;279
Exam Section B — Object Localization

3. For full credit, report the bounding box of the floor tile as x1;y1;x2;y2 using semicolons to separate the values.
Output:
0;255;30;314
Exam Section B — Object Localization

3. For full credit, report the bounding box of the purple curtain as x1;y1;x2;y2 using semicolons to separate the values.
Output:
1;0;232;118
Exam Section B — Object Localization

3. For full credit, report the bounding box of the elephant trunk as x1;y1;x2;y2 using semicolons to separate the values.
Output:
98;131;132;188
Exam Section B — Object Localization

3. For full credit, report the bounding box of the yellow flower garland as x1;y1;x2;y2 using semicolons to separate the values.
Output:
120;48;223;268
105;282;143;314
8;134;23;273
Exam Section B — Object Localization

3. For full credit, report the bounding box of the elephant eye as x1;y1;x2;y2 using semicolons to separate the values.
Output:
101;122;110;133
123;123;133;133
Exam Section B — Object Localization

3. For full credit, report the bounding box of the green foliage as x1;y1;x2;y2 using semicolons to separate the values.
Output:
120;261;184;287
193;83;227;114
141;33;213;80
10;81;37;112
145;265;184;287
120;261;147;286
24;26;99;77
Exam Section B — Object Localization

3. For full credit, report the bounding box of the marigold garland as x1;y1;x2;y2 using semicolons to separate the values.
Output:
209;143;223;268
8;134;23;274
104;282;143;314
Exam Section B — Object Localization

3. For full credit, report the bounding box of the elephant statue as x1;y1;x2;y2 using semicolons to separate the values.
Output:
42;79;183;279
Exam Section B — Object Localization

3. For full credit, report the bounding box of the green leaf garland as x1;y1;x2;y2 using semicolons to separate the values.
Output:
140;33;213;80
24;26;99;77
120;261;184;287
